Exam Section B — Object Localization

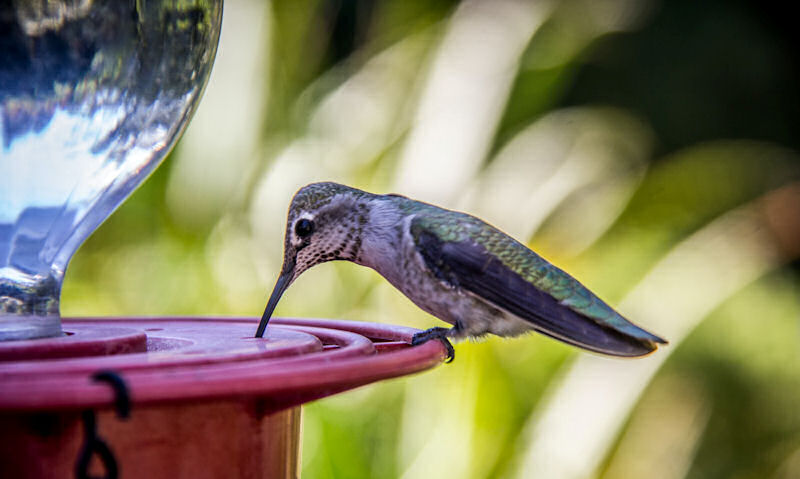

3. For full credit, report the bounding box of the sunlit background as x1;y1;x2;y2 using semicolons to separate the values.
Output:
62;0;800;477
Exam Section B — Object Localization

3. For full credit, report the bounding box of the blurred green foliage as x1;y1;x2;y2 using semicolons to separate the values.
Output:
64;0;800;477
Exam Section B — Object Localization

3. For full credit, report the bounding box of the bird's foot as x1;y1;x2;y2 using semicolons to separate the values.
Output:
411;327;455;363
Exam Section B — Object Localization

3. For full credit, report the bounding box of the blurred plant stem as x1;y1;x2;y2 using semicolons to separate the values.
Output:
515;183;800;479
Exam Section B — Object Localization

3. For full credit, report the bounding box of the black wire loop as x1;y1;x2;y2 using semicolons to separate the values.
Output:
92;370;131;419
75;370;131;479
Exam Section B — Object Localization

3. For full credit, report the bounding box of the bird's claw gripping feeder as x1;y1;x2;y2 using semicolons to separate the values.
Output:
0;3;448;478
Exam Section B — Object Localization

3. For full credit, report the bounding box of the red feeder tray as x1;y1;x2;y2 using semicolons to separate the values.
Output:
0;317;447;478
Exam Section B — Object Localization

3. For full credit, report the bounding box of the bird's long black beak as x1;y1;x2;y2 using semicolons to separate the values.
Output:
255;264;294;338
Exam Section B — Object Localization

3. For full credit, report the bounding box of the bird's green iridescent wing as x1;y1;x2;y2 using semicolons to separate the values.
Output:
409;212;666;357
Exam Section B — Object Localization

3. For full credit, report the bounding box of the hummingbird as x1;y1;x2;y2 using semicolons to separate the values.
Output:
255;182;666;361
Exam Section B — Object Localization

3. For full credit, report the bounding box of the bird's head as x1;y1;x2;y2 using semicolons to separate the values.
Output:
255;182;371;336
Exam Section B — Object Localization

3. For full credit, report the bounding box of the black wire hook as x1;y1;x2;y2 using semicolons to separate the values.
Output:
75;370;131;479
92;371;131;419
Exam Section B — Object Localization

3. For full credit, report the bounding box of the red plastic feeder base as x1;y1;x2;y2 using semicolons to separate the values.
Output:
0;317;447;478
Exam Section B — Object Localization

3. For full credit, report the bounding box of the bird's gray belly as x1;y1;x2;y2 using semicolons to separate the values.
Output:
387;260;532;339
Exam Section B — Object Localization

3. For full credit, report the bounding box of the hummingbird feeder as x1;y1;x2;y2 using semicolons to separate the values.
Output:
0;3;447;478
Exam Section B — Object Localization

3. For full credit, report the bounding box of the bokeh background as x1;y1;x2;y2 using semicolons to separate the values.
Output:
62;0;800;477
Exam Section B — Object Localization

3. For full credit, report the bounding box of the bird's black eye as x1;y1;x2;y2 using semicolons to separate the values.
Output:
295;218;315;237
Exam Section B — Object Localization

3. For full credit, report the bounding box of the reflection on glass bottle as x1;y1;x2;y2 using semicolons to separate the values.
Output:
0;0;222;339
